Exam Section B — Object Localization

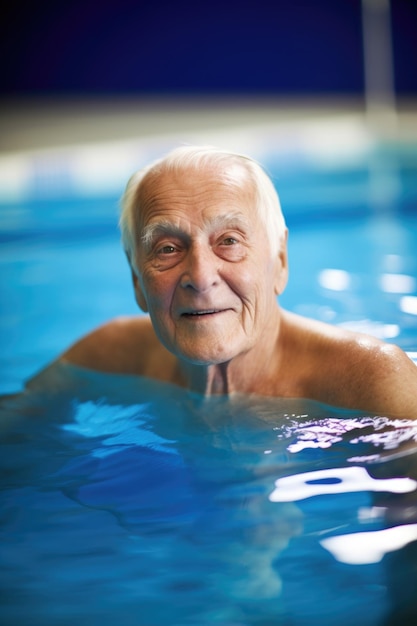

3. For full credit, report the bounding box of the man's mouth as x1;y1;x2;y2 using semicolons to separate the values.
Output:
182;309;222;317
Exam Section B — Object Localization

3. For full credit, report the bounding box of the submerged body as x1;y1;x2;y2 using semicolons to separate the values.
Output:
5;367;417;626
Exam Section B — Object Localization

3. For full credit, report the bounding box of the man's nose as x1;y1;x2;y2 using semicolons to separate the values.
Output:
180;244;220;292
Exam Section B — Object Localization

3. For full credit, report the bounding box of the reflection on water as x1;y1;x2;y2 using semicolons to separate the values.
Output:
1;365;417;625
270;465;417;566
321;523;417;565
269;466;417;502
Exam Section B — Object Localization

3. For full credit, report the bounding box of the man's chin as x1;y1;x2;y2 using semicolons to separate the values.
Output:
159;328;249;367
176;344;236;367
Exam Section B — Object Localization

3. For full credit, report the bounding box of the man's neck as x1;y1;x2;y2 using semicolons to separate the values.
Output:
180;361;233;396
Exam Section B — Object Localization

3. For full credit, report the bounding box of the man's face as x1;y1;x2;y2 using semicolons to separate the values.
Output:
133;164;287;365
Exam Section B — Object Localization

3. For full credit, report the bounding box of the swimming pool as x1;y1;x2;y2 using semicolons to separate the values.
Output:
1;129;417;625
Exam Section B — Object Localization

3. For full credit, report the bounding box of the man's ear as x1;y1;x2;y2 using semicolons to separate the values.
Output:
131;268;149;313
274;229;289;296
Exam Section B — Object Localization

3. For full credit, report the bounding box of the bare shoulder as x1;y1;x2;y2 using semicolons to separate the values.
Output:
60;316;169;376
281;311;417;417
334;335;417;417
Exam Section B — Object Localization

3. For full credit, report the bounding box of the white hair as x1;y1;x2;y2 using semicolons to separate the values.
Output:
119;145;286;271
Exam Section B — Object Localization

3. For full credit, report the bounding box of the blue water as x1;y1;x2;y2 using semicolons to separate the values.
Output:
1;143;417;625
2;371;417;625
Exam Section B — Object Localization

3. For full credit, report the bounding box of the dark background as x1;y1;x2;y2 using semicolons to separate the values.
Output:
1;0;416;98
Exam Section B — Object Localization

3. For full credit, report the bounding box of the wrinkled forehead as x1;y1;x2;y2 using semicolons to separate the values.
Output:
137;160;255;217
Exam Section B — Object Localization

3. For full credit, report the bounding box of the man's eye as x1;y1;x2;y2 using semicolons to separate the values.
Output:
222;237;238;246
158;245;177;254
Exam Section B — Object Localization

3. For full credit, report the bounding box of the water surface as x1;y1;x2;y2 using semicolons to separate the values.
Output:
2;366;417;625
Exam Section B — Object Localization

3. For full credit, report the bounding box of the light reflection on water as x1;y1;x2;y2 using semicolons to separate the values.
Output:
1;368;417;625
270;465;417;566
269;466;417;502
321;523;417;565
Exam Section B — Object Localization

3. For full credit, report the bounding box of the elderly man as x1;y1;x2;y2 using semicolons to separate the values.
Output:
58;145;417;417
